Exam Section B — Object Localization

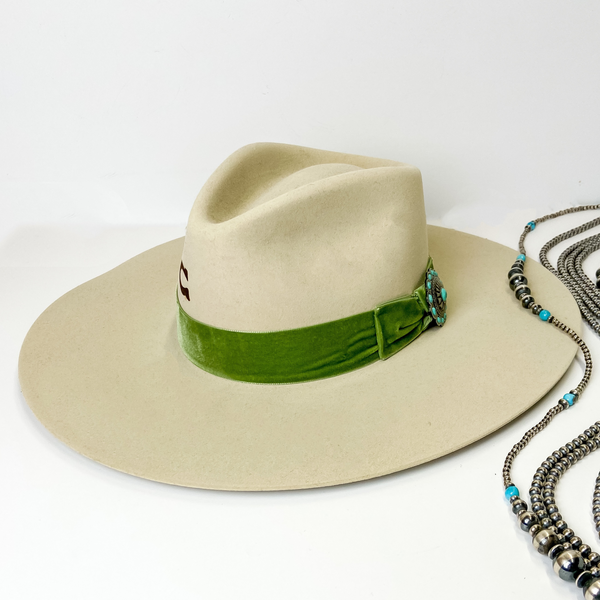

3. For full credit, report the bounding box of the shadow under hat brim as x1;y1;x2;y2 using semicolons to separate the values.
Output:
18;225;580;491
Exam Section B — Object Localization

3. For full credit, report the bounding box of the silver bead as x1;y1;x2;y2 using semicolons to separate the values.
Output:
553;549;585;582
533;529;559;555
555;520;568;532
518;511;539;532
547;503;559;514
585;580;600;600
577;571;596;591
529;523;542;536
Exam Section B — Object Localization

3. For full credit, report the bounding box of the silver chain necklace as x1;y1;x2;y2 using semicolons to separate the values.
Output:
503;204;600;598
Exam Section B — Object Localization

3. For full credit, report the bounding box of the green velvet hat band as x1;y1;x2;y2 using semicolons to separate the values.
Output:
177;257;443;384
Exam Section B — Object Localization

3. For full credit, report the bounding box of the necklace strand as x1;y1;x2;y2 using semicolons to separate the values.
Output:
503;204;600;597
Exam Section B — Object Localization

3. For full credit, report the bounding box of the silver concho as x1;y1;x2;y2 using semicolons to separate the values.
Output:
425;268;447;327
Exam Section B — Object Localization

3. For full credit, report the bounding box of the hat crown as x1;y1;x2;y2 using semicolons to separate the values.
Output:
178;142;429;331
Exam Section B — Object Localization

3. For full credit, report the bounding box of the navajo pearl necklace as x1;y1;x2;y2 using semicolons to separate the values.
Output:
503;204;600;598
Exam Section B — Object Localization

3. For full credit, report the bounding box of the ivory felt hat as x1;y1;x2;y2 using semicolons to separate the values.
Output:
19;142;581;491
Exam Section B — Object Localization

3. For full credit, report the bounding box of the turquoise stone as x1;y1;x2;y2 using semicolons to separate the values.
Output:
427;281;432;289
505;485;519;500
437;317;441;323
444;312;447;319
428;294;433;303
432;307;437;316
527;221;536;230
539;309;551;321
563;393;575;406
428;273;433;280
441;288;447;301
517;254;526;262
432;270;437;276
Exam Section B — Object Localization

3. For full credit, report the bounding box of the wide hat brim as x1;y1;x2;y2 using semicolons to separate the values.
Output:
19;225;580;491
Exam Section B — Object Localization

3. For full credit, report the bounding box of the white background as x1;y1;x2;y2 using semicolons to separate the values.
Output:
3;1;600;598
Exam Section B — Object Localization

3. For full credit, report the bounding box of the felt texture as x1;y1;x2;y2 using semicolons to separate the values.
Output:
179;144;429;331
18;143;581;490
176;258;434;383
19;226;580;491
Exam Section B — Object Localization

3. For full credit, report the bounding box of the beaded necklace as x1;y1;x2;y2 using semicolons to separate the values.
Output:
503;204;600;598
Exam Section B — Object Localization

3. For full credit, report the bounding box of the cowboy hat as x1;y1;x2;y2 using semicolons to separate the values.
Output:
18;142;580;491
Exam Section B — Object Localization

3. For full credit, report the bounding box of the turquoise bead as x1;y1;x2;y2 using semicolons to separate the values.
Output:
517;254;526;262
441;288;447;301
563;393;575;406
428;273;433;281
437;317;441;323
527;221;536;230
444;312;447;319
505;485;519;500
432;307;437;317
427;281;432;289
539;310;551;321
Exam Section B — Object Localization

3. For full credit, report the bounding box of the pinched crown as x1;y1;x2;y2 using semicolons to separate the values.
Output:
178;142;429;331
